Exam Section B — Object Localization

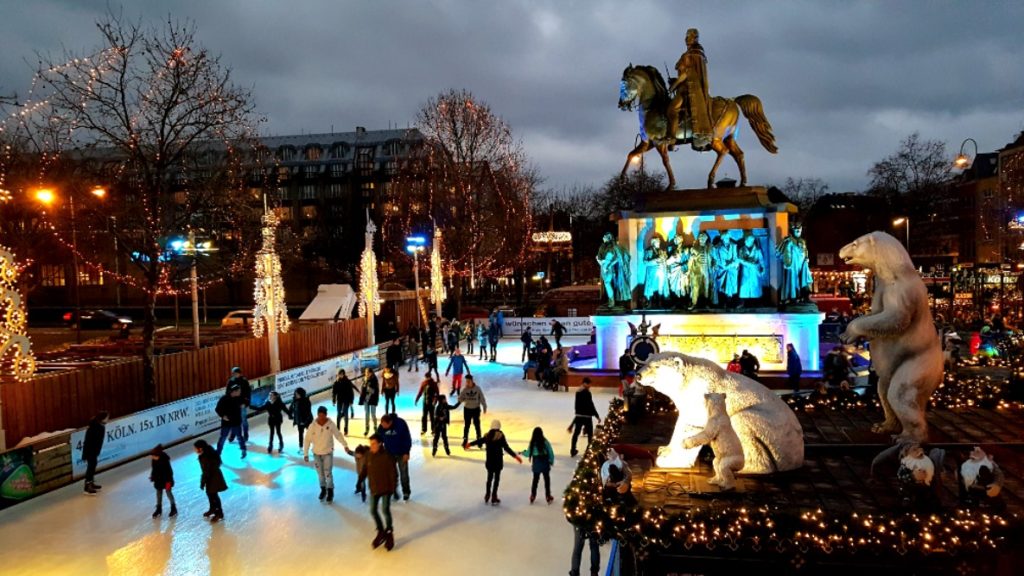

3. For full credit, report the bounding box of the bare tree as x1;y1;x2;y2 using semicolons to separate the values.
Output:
383;89;536;315
868;132;951;204
10;14;260;405
779;177;830;213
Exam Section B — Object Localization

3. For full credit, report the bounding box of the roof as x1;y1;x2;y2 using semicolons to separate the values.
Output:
259;128;422;150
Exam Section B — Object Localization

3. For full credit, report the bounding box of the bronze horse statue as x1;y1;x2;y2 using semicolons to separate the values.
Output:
618;64;777;189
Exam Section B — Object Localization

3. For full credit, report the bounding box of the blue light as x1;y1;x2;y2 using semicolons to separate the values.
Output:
406;235;426;245
168;239;185;252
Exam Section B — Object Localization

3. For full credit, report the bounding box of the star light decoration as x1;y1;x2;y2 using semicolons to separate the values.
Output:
563;398;1019;561
0;246;36;381
358;219;382;320
253;210;289;338
429;228;446;308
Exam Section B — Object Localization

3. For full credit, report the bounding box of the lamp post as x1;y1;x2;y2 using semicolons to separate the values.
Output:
954;138;978;170
406;235;426;331
176;231;217;350
34;185;106;344
893;217;910;255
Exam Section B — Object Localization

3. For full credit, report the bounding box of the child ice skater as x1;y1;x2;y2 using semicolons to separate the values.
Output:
149;444;177;518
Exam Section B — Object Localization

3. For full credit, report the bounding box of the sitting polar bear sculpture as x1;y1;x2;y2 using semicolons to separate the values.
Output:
683;393;745;490
637;352;803;473
838;231;943;442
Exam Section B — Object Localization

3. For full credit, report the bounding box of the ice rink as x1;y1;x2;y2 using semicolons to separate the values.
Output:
0;336;612;576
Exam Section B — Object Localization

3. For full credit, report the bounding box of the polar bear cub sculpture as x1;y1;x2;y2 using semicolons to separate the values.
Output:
637;352;803;473
683;393;745;490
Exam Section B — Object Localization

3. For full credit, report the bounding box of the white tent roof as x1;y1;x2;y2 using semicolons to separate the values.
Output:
299;284;356;321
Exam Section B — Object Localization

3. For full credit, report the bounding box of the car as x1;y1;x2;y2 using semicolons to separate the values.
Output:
63;309;133;330
220;310;255;328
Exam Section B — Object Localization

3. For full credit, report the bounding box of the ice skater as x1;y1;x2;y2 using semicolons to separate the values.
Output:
292;387;313;452
568;378;601;457
360;368;381;435
466;420;522;505
194;439;227;522
259;391;292;453
521;427;556;505
226;367;252;443
424;346;440;380
458;376;488;446
488;322;500;362
353;444;369;502
81;410;108;495
215;386;246;459
303;406;353;503
377;414;413;501
360;434;397;551
414;376;440;435
477;323;489;360
149;444;177;518
445;348;471;396
432;394;455;457
381;367;400;414
332;368;359;434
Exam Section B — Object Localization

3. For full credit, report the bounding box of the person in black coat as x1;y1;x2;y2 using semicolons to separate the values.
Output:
739;349;761;380
259;391;292;453
331;369;359;434
551;319;566;349
149;444;177;518
194;440;227;522
431;395;455;457
215;386;246;458
226;367;252;443
569;378;601;457
466;420;522;505
292;387;314;451
82;410;108;494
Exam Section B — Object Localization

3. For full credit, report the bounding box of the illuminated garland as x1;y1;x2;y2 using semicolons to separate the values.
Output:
253;210;289;338
564;400;1020;560
0;245;36;381
358;219;382;319
430;228;446;307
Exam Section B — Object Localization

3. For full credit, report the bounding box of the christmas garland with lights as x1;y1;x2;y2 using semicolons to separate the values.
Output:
563;399;1021;562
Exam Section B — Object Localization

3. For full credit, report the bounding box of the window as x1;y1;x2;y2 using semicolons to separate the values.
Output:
330;143;350;159
385;159;398;176
277;166;290;181
357;147;375;174
278;147;296;162
360;181;376;200
304;164;320;178
326;183;344;198
330;163;345;177
567;308;577;317
302;205;318;219
301;185;317;200
40;265;65;287
274;207;292;221
78;268;104;286
384;140;401;156
305;146;323;161
277;187;289;200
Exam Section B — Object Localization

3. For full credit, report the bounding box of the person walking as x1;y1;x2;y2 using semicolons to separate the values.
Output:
259;391;292;454
458;376;488;446
432;394;455;457
360;368;381;435
303;406;353;503
521;427;556;505
424;346;440;380
466;320;476;355
331;369;359;435
726;353;742;373
406;335;420;373
496;309;505;336
739;349;761;380
381;367;400;414
466;420;522;505
360;434;397;551
488;322;500;362
292;387;314;452
477;323;489;361
377;414;413;501
194;439;227;522
445;348;471;397
215;386;246;458
786;343;803;393
149;444;177;518
226;367;252;443
551;319;566;349
520;327;534;362
569;378;601;457
414;376;440;435
81;410;108;495
569;524;601;576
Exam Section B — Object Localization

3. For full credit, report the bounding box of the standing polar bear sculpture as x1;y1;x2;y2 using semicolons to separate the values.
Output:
838;231;943;442
637;352;803;473
683;393;745;490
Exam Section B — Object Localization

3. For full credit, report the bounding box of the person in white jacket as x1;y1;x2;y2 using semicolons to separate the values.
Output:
303;406;353;503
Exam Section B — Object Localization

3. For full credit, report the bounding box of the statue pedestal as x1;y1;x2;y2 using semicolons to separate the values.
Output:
593;310;824;372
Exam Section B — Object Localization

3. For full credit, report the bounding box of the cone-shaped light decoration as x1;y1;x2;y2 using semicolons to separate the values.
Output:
0;246;37;381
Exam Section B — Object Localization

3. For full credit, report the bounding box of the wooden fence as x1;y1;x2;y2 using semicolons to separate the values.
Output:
1;319;366;447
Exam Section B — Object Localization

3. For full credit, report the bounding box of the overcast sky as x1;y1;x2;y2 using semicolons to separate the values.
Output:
1;0;1022;193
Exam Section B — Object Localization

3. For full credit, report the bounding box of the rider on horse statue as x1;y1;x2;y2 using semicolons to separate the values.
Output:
667;28;713;152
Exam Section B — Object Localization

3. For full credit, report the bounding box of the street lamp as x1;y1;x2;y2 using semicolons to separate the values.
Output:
954;138;978;170
34;185;106;344
893;217;910;255
171;232;217;349
406;235;426;331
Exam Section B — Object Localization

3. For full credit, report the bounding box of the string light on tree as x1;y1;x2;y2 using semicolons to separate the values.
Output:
253;206;289;372
430;227;445;317
358;216;382;344
0;246;36;381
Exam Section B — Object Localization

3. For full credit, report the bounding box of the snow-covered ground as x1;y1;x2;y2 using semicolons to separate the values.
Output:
0;336;612;576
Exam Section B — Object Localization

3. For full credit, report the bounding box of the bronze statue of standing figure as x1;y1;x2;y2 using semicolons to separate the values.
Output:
667;28;713;152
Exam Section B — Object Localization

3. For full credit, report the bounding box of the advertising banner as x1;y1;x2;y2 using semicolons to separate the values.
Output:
502;316;594;336
0;448;35;510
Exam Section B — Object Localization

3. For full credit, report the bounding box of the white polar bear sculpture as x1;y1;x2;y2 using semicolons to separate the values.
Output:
683;393;745;490
637;352;803;473
838;231;943;442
